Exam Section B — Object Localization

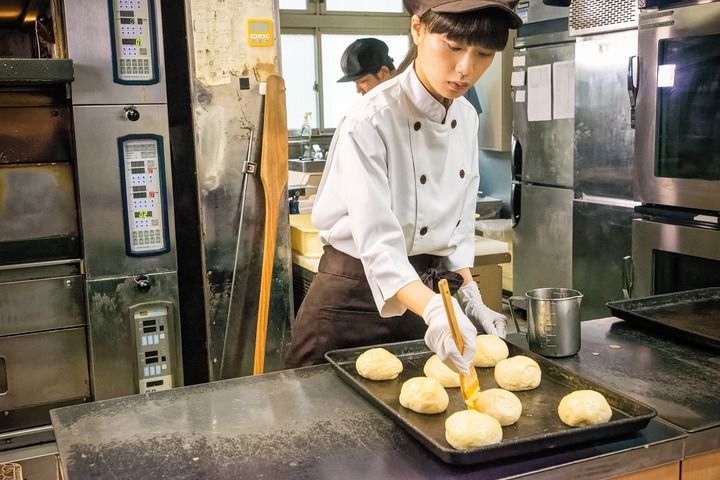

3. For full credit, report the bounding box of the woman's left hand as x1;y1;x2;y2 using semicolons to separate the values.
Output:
457;282;507;338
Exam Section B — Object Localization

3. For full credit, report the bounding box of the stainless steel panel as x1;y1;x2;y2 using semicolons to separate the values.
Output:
573;198;636;320
0;275;85;336
512;42;575;188
73;104;177;279
63;0;167;105
0;107;72;164
635;3;720;212
86;272;182;400
632;219;720;298
574;30;637;200
0;327;90;411
0;259;81;283
528;0;568;23
569;0;637;36
513;184;573;296
0;164;78;242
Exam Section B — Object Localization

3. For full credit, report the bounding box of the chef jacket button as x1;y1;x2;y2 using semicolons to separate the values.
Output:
459;169;465;179
414;121;421;131
451;119;457;128
420;174;427;184
456;220;461;227
420;226;428;236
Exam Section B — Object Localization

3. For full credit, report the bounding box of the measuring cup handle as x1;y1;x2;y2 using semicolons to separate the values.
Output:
507;296;524;334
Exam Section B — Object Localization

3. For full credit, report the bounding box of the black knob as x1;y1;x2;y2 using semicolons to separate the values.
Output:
124;106;140;122
135;275;151;293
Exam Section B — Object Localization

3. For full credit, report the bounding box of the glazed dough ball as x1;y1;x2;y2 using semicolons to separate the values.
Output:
558;390;613;427
423;354;460;388
474;388;523;426
473;335;510;367
399;377;449;414
494;355;542;391
355;348;403;381
445;410;503;450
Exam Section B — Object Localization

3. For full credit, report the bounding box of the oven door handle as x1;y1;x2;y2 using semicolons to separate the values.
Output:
627;55;639;129
622;255;634;299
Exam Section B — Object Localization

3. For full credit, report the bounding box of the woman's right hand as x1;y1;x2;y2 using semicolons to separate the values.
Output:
422;294;477;374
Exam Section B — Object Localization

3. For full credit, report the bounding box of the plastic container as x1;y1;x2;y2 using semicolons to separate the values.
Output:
289;213;323;258
475;194;503;219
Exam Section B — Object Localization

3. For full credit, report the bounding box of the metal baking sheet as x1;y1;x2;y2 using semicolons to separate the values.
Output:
325;340;655;465
607;288;720;351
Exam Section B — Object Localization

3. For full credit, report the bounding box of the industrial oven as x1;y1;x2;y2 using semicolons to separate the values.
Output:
1;0;182;463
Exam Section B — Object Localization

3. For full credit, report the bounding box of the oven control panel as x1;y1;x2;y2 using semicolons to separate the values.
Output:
133;304;174;393
119;135;170;256
109;0;158;84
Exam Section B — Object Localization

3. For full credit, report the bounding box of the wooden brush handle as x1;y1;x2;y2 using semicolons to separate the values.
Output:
438;279;464;355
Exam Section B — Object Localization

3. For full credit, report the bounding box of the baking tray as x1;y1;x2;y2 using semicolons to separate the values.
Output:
325;340;656;465
607;288;720;351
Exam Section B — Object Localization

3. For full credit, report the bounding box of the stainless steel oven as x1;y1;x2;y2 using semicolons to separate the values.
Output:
632;208;720;297
635;1;720;212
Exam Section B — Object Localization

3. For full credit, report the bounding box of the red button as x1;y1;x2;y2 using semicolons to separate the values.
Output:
420;226;428;235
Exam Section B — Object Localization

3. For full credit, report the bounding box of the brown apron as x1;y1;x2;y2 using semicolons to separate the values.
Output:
284;245;463;369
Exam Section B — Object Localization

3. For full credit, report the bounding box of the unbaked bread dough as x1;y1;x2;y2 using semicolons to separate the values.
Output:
423;354;460;388
399;377;449;414
355;348;403;381
494;355;542;391
558;390;612;427
473;335;510;367
445;410;503;450
474;388;523;426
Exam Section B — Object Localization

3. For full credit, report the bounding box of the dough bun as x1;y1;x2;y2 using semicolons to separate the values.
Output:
474;388;522;426
355;348;403;381
423;354;460;388
399;377;449;414
494;355;542;391
473;335;509;367
558;390;613;427
445;410;503;450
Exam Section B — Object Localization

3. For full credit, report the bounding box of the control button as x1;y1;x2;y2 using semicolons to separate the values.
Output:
420;226;428;236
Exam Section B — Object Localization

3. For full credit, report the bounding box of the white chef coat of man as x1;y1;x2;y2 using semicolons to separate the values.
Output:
285;0;522;372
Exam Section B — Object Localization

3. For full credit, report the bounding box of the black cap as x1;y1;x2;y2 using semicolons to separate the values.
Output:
338;38;395;83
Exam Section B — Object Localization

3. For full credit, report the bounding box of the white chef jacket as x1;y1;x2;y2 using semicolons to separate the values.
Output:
312;63;480;317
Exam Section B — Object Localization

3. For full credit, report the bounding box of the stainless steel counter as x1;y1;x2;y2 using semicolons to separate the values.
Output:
507;317;720;457
50;318;699;480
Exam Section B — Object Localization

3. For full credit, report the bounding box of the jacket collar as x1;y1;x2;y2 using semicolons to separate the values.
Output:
399;62;452;124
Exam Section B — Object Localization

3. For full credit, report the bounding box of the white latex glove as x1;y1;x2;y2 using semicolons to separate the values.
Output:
456;282;507;338
422;294;477;375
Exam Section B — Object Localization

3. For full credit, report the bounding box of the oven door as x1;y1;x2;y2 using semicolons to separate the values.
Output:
635;2;720;211
632;218;720;297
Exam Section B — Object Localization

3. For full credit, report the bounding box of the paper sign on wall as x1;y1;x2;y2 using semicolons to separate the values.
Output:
515;90;526;103
511;70;525;87
527;64;552;122
552;60;575;119
513;56;526;67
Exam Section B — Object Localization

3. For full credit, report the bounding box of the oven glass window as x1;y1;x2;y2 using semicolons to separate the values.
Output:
656;33;720;180
653;250;720;295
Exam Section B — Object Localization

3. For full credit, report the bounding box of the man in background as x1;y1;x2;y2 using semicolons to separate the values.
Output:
338;38;396;95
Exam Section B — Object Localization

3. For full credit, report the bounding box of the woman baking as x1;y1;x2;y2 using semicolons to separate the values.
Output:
285;0;522;373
